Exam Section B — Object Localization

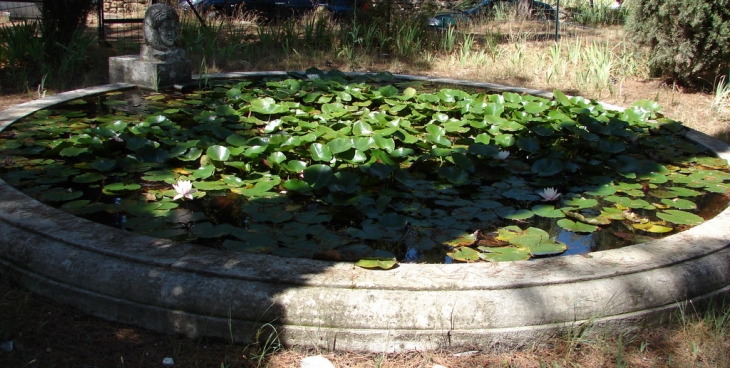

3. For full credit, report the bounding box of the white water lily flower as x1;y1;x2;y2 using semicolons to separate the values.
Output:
494;150;510;160
307;74;320;80
172;179;195;200
538;187;561;201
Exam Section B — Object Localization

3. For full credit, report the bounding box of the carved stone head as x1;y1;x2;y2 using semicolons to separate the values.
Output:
143;4;180;51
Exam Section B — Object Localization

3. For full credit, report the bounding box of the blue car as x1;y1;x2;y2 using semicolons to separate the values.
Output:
429;0;556;29
179;0;367;17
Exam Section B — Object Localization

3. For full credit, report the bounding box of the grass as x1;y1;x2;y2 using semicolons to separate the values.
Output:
712;75;730;116
0;1;729;366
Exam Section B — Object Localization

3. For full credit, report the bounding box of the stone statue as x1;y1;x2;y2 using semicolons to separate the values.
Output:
109;3;192;89
141;4;186;62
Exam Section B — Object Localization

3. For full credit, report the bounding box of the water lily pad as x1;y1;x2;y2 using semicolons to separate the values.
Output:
438;166;470;184
584;184;617;196
648;190;677;199
431;228;476;247
309;143;333;162
531;205;565;218
656;210;704;226
564;210;611;225
303;164;333;189
60;200;106;215
667;187;702;197
295;211;332;224
89;159;117;172
4;73;728;267
660;198;697;210
604;195;655;210
206;145;231;161
41;188;83;202
193;181;228;191
73;172;105;184
193;164;216;179
556;219;598;233
494;134;516;147
527;239;568;256
250;97;287;114
693;156;728;169
59;146;88;157
637;172;668;184
103;182;141;194
632;222;674;233
478;246;531;262
192;222;236;238
531;158;563;176
447;247;480;262
496;227;554;249
282;179;310;192
703;183;730;193
285;160;307;173
355;258;397;270
123;216;167;231
164;209;208;223
562;197;598;209
141;170;176;182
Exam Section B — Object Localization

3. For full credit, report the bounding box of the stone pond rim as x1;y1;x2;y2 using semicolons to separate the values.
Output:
0;73;729;352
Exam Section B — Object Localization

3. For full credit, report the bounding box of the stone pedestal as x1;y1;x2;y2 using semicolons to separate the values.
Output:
109;55;191;90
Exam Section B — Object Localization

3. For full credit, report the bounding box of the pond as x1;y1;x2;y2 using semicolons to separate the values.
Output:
1;70;728;266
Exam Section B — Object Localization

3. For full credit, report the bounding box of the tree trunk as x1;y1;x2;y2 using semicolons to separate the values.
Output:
41;0;94;48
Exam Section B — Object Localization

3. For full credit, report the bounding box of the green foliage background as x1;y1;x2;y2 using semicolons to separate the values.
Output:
41;0;94;52
626;0;730;85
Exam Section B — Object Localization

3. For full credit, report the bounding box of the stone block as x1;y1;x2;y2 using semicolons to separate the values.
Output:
109;55;191;90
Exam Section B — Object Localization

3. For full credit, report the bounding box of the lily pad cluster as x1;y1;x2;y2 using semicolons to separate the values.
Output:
0;69;729;266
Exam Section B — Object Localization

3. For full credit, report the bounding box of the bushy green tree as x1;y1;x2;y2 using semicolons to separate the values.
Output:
626;0;730;85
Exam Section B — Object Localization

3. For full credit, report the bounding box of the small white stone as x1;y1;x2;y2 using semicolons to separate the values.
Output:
452;350;479;357
301;355;335;368
162;357;175;365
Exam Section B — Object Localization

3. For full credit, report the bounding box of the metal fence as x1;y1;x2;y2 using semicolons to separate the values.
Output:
0;1;42;20
98;0;162;48
0;1;158;47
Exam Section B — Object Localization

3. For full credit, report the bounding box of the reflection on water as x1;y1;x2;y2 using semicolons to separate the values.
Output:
556;227;594;256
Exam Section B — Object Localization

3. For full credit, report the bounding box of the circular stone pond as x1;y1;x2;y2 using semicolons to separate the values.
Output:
1;72;729;352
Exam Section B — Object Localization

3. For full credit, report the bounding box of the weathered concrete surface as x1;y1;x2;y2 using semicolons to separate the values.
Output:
109;55;192;90
0;78;729;353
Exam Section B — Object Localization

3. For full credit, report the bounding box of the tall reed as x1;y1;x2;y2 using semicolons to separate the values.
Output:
0;21;45;89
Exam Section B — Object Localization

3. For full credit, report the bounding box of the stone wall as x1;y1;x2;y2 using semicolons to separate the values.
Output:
103;0;151;14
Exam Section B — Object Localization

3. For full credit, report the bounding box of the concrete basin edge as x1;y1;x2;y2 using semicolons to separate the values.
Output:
0;76;729;352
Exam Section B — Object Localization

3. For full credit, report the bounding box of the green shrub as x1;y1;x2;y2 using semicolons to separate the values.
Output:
626;0;730;85
568;4;628;26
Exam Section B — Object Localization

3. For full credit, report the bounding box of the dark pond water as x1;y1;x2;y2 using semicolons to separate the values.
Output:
1;74;729;265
